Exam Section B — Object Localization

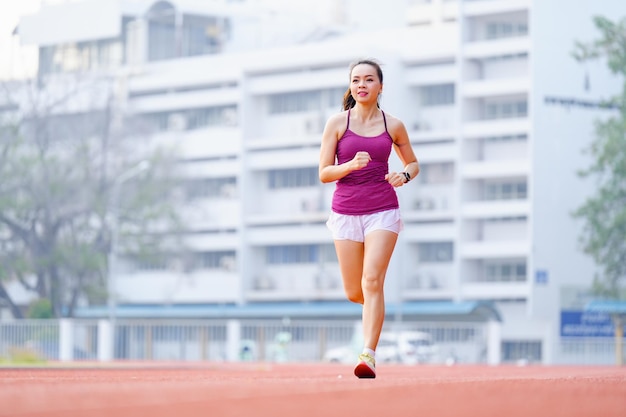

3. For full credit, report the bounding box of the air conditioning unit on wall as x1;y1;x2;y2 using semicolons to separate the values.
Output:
301;198;319;212
414;198;436;211
168;113;187;131
220;256;236;271
221;108;238;126
254;275;275;290
304;114;324;134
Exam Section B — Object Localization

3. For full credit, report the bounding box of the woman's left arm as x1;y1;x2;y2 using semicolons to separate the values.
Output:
390;116;420;183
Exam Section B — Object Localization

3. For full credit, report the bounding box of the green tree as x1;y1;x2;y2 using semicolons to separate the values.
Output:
572;16;626;299
27;298;53;319
0;76;186;317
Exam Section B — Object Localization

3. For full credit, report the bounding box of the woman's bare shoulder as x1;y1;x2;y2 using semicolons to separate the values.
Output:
382;111;406;129
324;110;349;135
327;110;349;126
382;110;409;142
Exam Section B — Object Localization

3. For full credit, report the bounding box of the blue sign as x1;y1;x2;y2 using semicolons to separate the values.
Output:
560;310;626;338
535;270;548;284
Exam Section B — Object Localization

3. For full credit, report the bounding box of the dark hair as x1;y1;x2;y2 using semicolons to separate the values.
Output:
342;58;384;111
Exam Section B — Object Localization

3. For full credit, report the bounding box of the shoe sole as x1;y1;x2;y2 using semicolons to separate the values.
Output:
354;362;376;379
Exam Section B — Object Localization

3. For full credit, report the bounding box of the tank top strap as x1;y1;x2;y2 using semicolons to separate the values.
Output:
346;108;351;130
382;110;389;134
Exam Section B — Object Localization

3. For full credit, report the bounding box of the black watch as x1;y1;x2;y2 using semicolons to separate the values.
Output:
402;171;411;183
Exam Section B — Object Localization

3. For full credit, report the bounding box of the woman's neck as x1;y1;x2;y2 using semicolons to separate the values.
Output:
351;104;380;122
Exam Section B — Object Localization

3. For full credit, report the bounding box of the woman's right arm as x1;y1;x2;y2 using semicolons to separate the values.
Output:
319;114;370;183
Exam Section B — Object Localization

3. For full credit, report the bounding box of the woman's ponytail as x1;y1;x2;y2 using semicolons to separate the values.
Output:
342;88;355;111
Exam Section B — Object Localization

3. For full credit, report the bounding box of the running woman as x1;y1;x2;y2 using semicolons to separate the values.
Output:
319;58;420;379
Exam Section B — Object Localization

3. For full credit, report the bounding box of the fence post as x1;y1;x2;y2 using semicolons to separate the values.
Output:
318;327;327;361
614;316;623;366
98;319;113;362
226;320;241;362
59;319;74;362
487;320;501;365
145;326;153;360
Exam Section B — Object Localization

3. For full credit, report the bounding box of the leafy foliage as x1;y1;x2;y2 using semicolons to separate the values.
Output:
0;77;186;317
572;16;626;299
27;298;53;319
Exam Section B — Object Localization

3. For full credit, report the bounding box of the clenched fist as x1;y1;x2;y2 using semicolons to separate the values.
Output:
350;151;371;171
385;172;406;188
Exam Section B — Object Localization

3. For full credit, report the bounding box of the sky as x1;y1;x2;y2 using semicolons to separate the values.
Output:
0;0;41;79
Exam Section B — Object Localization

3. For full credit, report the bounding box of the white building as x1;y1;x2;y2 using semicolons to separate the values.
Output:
5;0;624;363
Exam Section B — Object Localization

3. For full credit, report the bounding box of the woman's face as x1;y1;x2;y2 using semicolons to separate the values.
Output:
350;64;382;105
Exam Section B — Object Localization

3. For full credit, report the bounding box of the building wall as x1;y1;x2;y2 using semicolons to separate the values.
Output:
5;0;624;363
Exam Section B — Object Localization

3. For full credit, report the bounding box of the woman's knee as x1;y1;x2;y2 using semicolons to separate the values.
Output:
344;287;364;304
361;273;384;294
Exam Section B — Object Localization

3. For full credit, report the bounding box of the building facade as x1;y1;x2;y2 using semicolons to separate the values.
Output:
5;0;624;363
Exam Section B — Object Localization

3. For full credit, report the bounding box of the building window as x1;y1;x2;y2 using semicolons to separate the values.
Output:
196;251;236;270
132;255;169;271
485;134;527;143
268;91;322;114
326;87;347;108
146;2;230;61
185;177;237;200
266;244;336;265
39;39;123;75
484;100;527;119
21;111;109;143
267;87;344;114
187;106;237;129
147;1;177;61
181;15;229;56
267;245;316;264
130;250;237;272
417;162;455;184
483;53;528;63
429;327;477;343
486;21;529;40
502;340;541;363
268;167;318;189
483;260;527;282
417;242;454;263
139;105;237;132
484;181;527;200
420;84;455;106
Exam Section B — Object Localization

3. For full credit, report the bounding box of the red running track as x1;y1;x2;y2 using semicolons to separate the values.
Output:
1;363;625;417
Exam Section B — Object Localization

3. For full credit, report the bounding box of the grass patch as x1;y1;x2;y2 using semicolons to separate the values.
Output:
0;347;48;365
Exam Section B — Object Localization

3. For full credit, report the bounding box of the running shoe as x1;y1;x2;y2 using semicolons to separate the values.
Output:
354;353;376;379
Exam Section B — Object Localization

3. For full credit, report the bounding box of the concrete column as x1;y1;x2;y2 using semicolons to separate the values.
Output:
487;320;502;365
59;319;74;362
126;18;147;66
226;320;241;362
542;322;554;365
98;320;113;362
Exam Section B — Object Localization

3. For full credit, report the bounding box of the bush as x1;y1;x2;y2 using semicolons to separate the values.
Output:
0;347;47;365
27;299;53;319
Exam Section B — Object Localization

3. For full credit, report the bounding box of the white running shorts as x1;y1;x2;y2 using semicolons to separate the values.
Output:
326;208;404;243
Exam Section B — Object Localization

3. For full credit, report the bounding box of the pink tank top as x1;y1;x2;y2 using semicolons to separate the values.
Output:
331;109;399;215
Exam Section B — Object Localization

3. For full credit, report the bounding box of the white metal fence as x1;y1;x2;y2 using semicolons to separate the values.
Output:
556;337;623;365
0;319;621;365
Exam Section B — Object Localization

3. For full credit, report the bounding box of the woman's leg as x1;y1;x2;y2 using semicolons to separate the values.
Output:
361;230;398;352
334;239;365;304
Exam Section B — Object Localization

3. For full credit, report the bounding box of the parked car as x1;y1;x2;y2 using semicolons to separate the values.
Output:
323;344;358;364
323;331;438;365
393;331;439;364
